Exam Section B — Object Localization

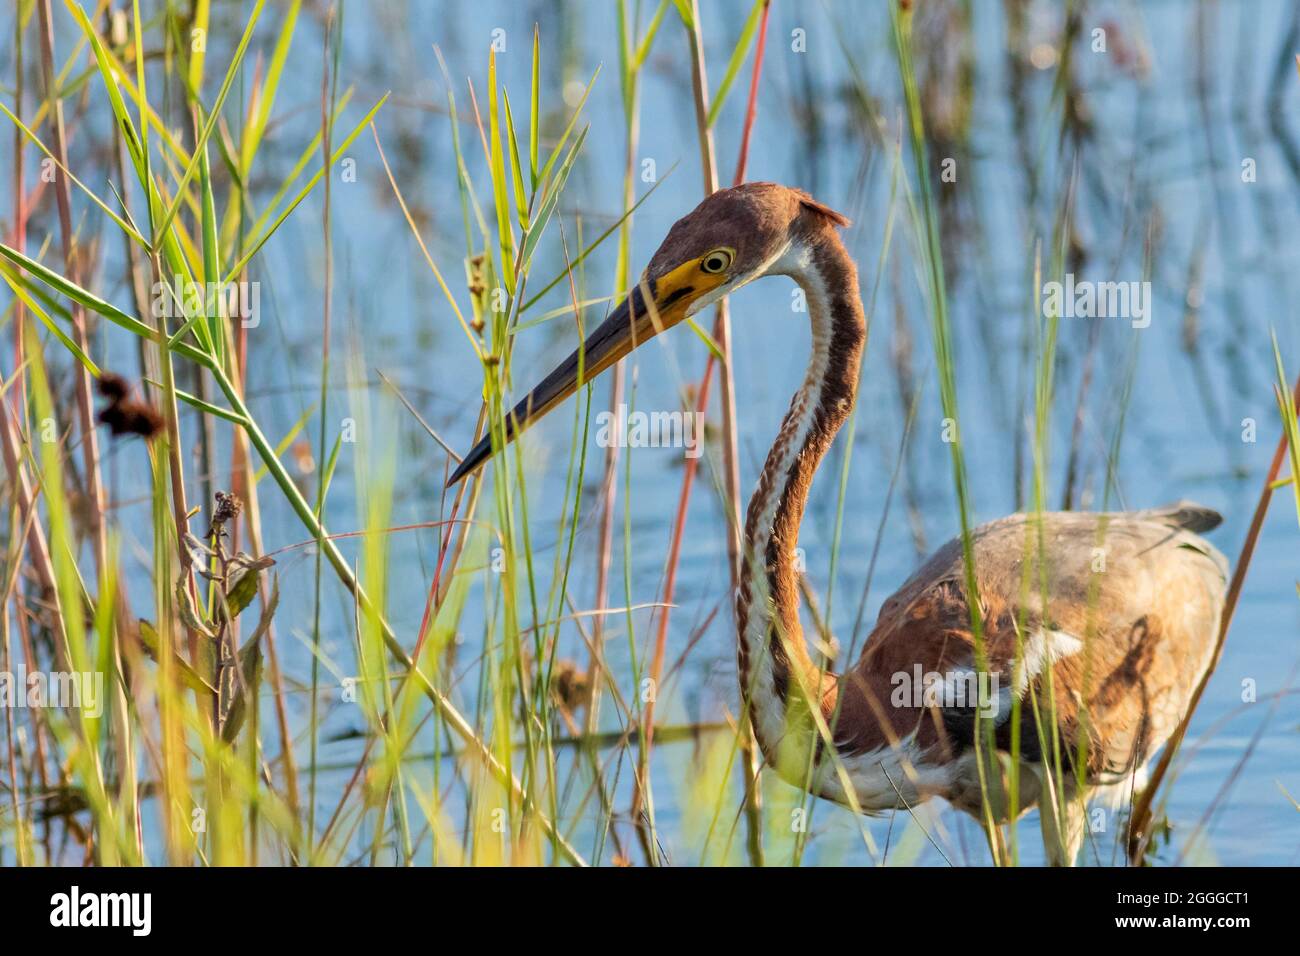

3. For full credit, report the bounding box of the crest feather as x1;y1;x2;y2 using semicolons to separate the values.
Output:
798;194;851;228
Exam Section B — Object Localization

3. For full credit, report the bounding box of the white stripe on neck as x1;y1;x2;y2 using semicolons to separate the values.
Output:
737;239;836;759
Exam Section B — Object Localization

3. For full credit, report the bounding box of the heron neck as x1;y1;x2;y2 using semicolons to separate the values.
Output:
736;233;866;768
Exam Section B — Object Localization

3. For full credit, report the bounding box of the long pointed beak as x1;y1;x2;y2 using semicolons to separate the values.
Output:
446;270;698;486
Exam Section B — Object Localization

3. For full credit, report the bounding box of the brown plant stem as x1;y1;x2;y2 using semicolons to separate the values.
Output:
35;0;106;574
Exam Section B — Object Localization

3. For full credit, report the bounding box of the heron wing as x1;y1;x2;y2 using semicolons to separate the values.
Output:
831;506;1227;783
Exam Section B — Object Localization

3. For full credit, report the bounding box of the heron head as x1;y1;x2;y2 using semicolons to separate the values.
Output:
447;182;850;486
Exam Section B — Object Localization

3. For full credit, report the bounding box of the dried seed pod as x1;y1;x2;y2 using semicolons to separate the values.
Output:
213;490;243;528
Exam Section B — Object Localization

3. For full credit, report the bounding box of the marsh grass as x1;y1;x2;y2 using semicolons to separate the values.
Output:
0;0;782;868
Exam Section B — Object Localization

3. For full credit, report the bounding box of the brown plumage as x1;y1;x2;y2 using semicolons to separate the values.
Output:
828;507;1225;814
446;182;1229;865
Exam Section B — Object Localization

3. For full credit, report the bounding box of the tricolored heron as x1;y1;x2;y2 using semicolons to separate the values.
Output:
447;182;1228;865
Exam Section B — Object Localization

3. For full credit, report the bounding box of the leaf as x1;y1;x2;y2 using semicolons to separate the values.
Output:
221;574;278;743
486;50;516;294
136;619;218;697
229;552;276;572
633;0;673;72
519;126;588;268
240;0;301;172
241;86;355;245
220;640;261;744
1270;330;1300;530
684;316;724;361
225;571;260;618
518;166;672;313
154;0;268;244
224;92;389;283
175;576;215;638
529;25;540;187
536;67;598;188
226;553;274;618
197;132;222;361
251;401;318;484
245;573;280;647
183;531;215;566
706;0;767;129
147;380;246;424
671;0;694;31
0;268;101;376
0;102;149;246
61;0;144;175
502;91;529;229
0;242;211;367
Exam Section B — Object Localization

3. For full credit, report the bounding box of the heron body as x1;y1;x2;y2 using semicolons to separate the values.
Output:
448;182;1229;864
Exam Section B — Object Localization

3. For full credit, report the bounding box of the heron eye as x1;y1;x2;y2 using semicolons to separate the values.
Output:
700;248;734;274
